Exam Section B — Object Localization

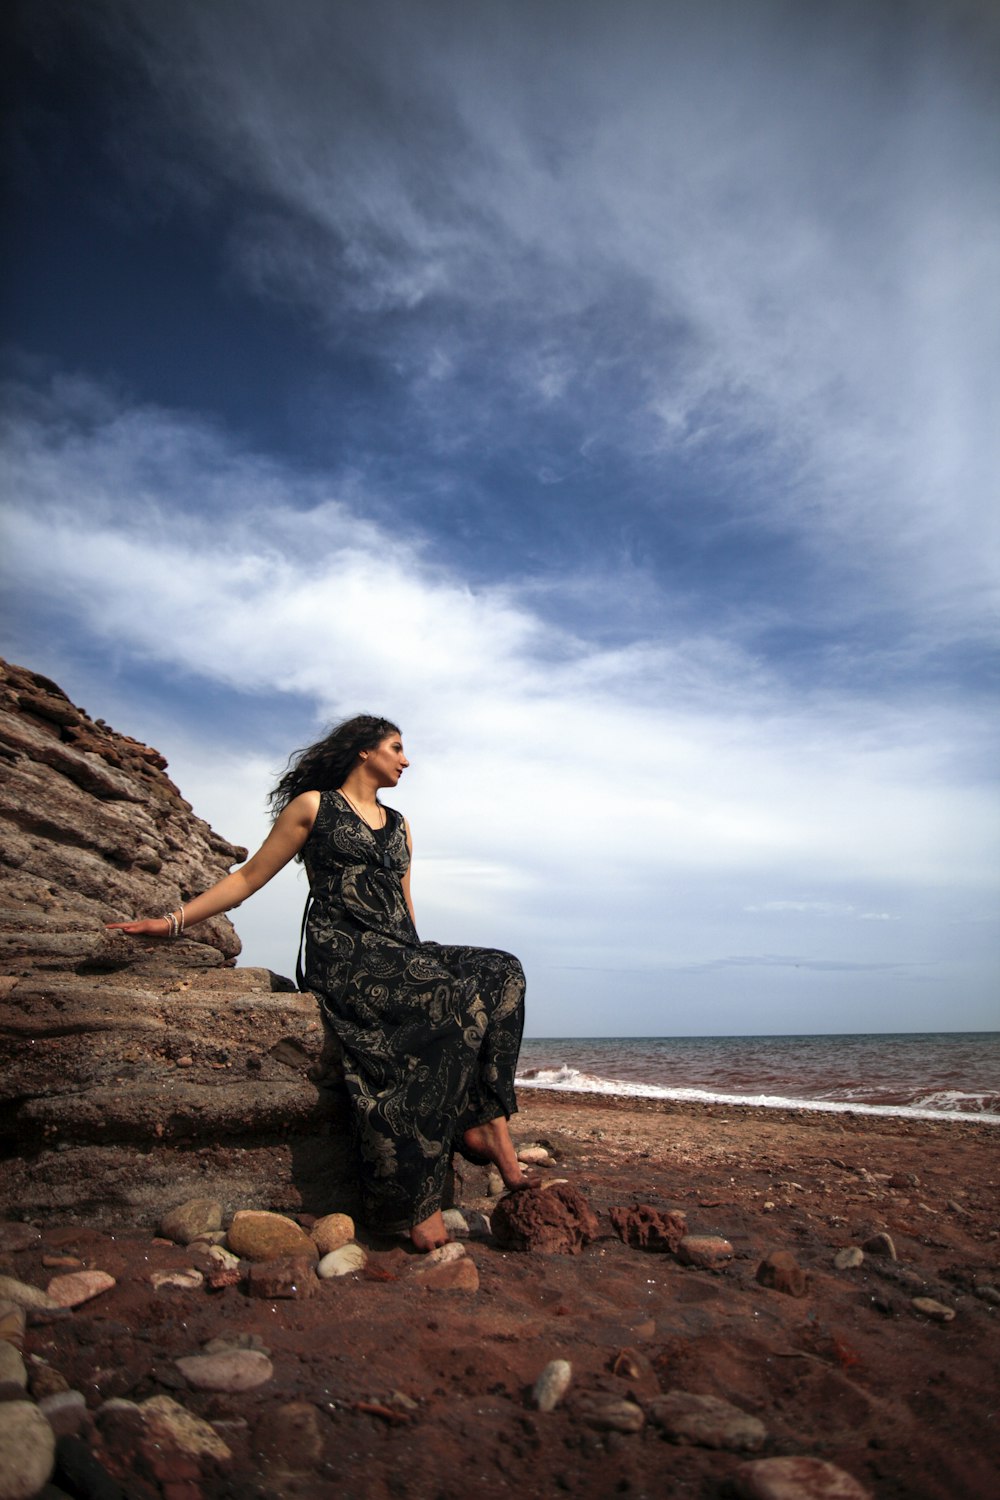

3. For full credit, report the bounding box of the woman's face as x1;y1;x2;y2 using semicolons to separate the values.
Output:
362;732;409;787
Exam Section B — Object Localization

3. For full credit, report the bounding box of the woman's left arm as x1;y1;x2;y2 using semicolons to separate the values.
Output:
401;817;416;929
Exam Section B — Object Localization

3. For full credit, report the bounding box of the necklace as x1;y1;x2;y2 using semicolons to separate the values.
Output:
338;788;386;830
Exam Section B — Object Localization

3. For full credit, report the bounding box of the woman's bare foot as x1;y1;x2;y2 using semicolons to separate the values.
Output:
410;1210;449;1252
462;1118;527;1191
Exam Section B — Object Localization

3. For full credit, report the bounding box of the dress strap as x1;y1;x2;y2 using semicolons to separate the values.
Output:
295;893;313;991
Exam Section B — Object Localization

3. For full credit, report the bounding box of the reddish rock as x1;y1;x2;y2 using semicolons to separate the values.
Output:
609;1203;687;1252
756;1249;808;1297
138;1394;233;1460
491;1183;600;1254
253;1400;325;1469
416;1258;480;1293
676;1234;733;1269
247;1255;318;1299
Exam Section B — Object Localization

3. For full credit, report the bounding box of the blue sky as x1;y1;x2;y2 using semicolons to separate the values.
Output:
2;0;998;1036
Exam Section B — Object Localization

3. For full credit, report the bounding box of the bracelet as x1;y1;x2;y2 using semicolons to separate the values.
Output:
162;911;180;938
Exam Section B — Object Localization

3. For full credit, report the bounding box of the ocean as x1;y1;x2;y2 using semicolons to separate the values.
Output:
516;1032;1000;1123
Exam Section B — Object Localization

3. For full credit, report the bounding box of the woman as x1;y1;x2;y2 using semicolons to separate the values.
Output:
107;716;528;1251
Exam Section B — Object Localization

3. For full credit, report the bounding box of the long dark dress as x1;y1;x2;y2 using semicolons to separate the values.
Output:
301;789;525;1233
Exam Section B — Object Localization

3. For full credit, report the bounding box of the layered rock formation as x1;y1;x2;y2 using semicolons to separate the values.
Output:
0;658;353;1226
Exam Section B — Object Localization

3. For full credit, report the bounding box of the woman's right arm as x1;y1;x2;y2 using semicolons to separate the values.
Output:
106;790;321;937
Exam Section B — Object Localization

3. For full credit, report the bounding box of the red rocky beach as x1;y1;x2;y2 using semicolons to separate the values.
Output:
2;1092;997;1500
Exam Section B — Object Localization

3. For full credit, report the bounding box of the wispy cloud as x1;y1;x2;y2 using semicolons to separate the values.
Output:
87;0;999;646
3;378;996;902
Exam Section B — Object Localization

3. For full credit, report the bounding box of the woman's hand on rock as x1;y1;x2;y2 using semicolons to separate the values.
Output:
105;918;172;938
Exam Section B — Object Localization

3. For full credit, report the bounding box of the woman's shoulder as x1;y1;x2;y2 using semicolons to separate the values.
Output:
282;789;322;836
289;789;323;815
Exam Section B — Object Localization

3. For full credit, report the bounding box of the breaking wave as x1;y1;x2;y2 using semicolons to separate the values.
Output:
515;1062;1000;1123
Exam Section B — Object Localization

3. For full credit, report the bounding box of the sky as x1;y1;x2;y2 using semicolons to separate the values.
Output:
2;0;998;1037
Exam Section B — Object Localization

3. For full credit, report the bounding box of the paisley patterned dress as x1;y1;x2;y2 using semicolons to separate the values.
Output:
301;790;525;1233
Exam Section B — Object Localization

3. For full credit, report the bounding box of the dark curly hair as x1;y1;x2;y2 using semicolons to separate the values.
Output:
268;715;401;817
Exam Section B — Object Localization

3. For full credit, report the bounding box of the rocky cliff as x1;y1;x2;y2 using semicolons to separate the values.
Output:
0;659;353;1226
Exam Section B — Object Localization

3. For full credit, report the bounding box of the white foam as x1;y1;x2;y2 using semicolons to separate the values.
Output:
515;1067;1000;1124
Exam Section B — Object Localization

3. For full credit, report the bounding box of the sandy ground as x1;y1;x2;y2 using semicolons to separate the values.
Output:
6;1092;998;1499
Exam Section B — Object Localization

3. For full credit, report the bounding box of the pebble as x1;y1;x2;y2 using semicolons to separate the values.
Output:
254;1398;325;1470
0;1302;26;1349
203;1333;270;1356
648;1389;767;1452
0;1343;27;1388
227;1210;315;1263
317;1243;368;1279
28;1364;69;1401
610;1348;648;1383
139;1395;233;1460
0;1400;56;1500
533;1359;572;1412
38;1389;88;1437
575;1393;645;1433
833;1247;864;1270
41;1254;83;1270
733;1454;872;1499
676;1235;734;1269
974;1284;1000;1306
441;1209;470;1237
756;1251;807;1298
253;1400;325;1470
0;1224;40;1254
862;1231;896;1260
414;1258;480;1293
150;1268;205;1292
311;1213;356;1255
159;1197;223;1246
46;1270;116;1308
417;1242;466;1268
200;1244;241;1269
0;1276;58;1312
176;1349;274;1393
518;1147;552;1165
247;1256;318;1299
197;1244;242;1289
911;1297;955;1322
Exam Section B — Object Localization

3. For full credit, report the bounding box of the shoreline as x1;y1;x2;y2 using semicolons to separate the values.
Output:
514;1084;1000;1139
